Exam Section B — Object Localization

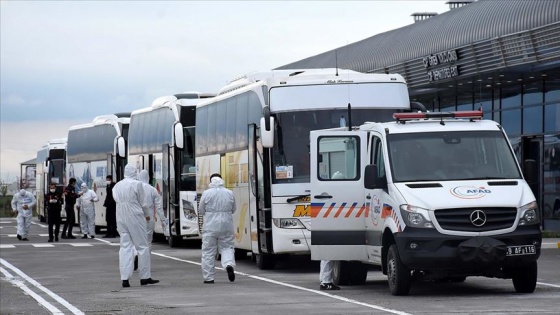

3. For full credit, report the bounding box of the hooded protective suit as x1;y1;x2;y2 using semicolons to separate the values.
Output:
199;176;236;282
77;183;99;236
11;189;36;239
138;170;166;250
113;164;151;281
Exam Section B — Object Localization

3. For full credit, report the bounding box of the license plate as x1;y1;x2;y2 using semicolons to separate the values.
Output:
506;245;536;256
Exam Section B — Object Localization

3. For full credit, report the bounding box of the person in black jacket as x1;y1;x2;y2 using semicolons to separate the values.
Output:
45;183;63;242
103;175;118;238
61;178;78;239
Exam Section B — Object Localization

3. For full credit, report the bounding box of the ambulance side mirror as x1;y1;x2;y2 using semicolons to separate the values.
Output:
364;164;387;190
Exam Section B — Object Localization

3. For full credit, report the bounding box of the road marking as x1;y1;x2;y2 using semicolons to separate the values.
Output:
0;258;85;315
69;244;93;247
537;282;560;288
0;245;15;249
151;252;411;315
31;222;48;228
33;244;56;248
1;267;64;314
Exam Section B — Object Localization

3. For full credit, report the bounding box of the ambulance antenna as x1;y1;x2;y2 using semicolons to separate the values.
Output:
347;103;352;131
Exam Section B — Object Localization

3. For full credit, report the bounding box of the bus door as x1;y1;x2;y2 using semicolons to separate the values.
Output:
164;144;181;246
248;124;264;254
106;154;114;180
254;125;274;259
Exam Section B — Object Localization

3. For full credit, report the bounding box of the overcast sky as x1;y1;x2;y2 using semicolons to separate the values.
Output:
0;0;448;182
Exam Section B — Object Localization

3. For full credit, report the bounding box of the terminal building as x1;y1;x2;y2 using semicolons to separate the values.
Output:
277;0;560;231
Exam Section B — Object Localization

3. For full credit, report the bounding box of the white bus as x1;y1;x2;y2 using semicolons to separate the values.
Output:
36;138;67;222
195;69;412;269
128;93;214;247
66;114;129;233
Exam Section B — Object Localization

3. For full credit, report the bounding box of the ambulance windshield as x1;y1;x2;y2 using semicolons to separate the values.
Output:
387;130;522;182
272;108;394;184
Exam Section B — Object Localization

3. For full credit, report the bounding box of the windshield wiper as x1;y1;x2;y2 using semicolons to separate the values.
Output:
287;194;310;203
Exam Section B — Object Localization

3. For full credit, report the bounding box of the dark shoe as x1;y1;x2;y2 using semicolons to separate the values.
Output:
68;235;76;239
134;255;138;271
320;283;340;291
61;234;68;239
55;236;59;242
140;278;159;285
17;234;22;240
22;238;29;241
48;239;53;243
203;280;214;284
81;235;88;239
90;235;95;239
226;265;235;282
122;280;130;288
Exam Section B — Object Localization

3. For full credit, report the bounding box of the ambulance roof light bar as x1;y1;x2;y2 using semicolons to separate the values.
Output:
393;110;483;123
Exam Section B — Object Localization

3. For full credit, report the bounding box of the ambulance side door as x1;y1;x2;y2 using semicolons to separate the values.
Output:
364;132;389;265
310;130;369;261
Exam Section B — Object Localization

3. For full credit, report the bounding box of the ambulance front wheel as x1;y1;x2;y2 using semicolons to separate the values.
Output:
387;244;411;296
512;261;537;293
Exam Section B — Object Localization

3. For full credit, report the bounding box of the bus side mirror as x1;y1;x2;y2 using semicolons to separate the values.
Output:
523;159;537;185
364;164;387;190
260;116;275;148
174;122;184;149
116;136;126;158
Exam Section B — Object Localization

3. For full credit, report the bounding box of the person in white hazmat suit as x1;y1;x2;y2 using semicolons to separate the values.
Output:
199;173;236;283
113;164;159;288
11;189;36;241
77;183;99;239
138;170;166;251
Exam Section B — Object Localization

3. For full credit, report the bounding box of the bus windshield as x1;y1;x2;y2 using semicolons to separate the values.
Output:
272;108;395;184
387;130;522;182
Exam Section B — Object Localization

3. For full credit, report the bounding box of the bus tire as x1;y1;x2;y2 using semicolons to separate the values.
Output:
350;262;368;285
387;244;411;296
255;253;275;270
168;235;181;248
333;261;352;285
512;261;537;293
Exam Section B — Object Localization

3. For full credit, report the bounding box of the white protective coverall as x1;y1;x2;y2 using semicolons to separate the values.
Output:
11;189;36;239
77;183;99;236
199;176;236;282
113;164;151;281
138;170;166;250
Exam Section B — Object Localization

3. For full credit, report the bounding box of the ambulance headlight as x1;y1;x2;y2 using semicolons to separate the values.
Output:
400;205;434;229
273;218;305;229
518;201;539;225
183;201;197;222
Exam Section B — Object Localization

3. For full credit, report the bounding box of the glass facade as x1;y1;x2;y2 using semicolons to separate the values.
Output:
413;69;560;231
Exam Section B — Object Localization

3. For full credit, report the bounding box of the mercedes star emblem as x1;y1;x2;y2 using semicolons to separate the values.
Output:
470;210;487;227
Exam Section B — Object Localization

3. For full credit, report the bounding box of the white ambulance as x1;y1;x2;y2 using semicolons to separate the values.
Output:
310;110;542;295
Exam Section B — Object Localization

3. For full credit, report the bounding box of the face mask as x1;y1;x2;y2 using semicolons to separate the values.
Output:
106;181;112;185
81;187;87;192
50;189;56;193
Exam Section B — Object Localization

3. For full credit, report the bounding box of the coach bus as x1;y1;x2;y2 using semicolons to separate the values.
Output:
36;138;67;223
128;93;214;246
195;69;412;269
66;113;129;232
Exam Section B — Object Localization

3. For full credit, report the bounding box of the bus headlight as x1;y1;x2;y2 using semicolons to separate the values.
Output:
273;218;305;229
183;201;197;222
400;204;434;229
519;201;539;225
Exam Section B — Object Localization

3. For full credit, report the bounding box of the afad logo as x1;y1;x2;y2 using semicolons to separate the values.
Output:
450;186;491;199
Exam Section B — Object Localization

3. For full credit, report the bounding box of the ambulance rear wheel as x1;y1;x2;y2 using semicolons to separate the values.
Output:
333;261;352;285
512;261;537;293
387;244;411;296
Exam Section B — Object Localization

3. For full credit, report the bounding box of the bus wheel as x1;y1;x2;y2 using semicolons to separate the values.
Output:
350;262;368;285
387;244;411;296
512;261;537;293
168;235;181;248
333;261;352;285
255;253;275;270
